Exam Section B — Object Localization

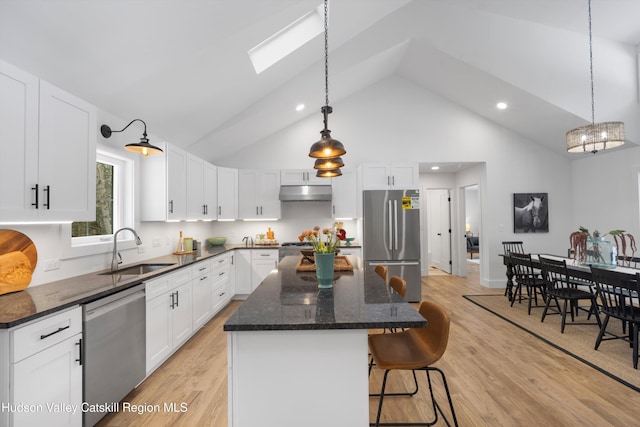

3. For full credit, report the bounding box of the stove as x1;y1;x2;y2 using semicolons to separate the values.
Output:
279;242;312;260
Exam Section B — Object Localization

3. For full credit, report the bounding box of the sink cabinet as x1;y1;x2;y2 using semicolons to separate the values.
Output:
0;59;96;222
0;307;82;427
145;268;193;375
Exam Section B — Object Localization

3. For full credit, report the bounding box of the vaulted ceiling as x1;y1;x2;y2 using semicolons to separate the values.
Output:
1;0;639;163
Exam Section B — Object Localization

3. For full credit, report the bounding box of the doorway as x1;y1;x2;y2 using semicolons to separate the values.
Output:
426;189;451;274
464;185;480;264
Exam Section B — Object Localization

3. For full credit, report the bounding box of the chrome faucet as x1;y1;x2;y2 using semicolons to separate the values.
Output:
111;227;143;272
242;236;254;247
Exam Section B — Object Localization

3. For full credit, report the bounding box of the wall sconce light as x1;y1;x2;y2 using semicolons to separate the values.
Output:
100;119;163;156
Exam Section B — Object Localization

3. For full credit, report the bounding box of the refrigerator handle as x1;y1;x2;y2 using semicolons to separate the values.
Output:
388;200;393;250
393;200;399;250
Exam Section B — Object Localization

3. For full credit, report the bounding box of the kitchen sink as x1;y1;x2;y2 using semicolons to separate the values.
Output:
100;263;176;275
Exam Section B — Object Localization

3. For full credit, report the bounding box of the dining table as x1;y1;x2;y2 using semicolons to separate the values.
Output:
500;253;640;300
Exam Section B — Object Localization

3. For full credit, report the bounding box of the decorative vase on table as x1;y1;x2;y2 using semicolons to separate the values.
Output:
314;252;335;289
585;236;617;268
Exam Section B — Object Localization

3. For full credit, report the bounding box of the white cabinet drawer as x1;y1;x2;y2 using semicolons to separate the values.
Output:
145;274;174;301
251;249;278;260
11;306;82;363
191;259;211;277
211;253;230;269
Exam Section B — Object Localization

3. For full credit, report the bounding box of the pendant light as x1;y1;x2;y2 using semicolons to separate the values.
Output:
100;119;164;156
309;0;346;176
566;0;624;154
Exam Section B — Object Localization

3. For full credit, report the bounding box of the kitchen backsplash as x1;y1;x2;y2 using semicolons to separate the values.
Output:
5;201;358;287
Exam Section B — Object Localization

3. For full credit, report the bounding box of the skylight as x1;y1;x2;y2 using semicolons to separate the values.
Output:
248;4;323;74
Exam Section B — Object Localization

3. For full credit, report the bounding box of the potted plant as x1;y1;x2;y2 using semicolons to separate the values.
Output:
569;227;636;267
299;223;346;288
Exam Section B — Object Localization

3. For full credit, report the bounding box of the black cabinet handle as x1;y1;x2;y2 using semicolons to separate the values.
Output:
43;185;50;209
170;292;175;309
218;206;221;215
76;339;83;365
31;184;39;209
175;290;179;307
40;325;70;340
169;200;174;214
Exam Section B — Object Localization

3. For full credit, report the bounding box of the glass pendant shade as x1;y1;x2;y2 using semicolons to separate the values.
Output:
566;121;624;153
314;156;344;170
316;168;342;178
309;129;346;159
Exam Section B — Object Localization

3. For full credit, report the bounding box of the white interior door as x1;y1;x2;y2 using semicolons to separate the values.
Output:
427;189;452;273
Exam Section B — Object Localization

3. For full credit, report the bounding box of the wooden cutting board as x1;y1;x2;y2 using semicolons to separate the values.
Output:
0;229;37;295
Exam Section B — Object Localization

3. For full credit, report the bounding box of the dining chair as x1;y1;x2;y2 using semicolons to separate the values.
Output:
388;275;406;298
590;267;640;369
502;241;525;297
368;301;458;426
374;265;388;283
509;252;546;314
539;256;601;333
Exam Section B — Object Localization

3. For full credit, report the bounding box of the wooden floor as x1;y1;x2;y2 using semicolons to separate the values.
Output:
98;263;640;426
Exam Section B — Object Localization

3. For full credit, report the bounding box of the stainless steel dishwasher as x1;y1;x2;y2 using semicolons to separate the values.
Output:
83;283;146;426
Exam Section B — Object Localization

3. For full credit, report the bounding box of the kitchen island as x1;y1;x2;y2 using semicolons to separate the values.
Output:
224;255;426;427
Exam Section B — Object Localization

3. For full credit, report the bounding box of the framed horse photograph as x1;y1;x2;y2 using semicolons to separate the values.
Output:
513;192;548;233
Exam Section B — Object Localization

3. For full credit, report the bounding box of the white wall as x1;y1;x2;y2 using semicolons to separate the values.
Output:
571;147;640;241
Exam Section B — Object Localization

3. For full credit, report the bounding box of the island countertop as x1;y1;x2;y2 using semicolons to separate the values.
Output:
223;256;426;331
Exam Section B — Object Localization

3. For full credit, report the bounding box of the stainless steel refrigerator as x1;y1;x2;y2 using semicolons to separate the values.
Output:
363;189;422;302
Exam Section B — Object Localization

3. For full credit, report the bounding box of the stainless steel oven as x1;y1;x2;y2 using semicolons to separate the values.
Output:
82;284;146;426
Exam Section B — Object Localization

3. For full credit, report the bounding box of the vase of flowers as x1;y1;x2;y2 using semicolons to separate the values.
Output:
569;227;635;268
299;222;347;288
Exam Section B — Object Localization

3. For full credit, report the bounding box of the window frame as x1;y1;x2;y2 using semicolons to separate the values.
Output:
61;147;136;259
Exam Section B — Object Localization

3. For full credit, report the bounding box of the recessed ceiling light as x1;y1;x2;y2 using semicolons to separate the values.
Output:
431;166;440;170
496;102;508;110
296;104;305;112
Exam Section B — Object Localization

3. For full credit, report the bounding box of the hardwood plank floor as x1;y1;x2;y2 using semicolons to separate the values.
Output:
98;263;640;426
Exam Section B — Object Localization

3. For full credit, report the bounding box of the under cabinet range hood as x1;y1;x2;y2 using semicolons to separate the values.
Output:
279;185;332;202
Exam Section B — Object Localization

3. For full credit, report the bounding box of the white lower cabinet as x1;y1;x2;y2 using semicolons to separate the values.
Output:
251;249;278;291
0;307;82;427
145;269;193;375
233;250;252;295
191;259;212;329
211;252;232;314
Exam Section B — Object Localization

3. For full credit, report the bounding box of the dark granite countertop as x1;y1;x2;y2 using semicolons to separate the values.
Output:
0;244;278;329
223;256;426;331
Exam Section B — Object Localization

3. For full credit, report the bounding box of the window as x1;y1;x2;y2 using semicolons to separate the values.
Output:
62;149;134;258
72;161;115;238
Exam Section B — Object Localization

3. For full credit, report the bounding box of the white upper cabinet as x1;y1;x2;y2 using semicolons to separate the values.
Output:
203;161;218;220
0;60;96;222
280;169;326;186
217;166;238;220
186;154;217;221
331;168;359;219
361;162;419;190
238;170;281;220
140;142;188;221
